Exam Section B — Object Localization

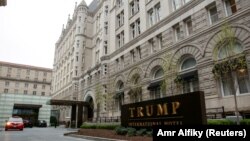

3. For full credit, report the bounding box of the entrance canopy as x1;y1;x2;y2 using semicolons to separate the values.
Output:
14;104;42;109
47;99;89;106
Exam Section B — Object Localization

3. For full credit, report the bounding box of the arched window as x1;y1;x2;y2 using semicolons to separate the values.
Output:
148;67;165;99
115;81;124;111
218;42;243;60
154;68;164;79
181;58;196;71
216;42;250;96
179;56;199;93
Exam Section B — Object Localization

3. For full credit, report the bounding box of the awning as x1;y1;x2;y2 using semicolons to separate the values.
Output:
46;99;89;106
14;104;42;109
147;80;163;90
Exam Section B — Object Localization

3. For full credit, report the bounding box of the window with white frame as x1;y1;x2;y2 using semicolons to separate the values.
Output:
173;0;191;11
180;57;199;93
149;67;165;99
130;0;140;17
116;11;124;28
116;31;124;48
155;4;161;22
116;0;123;8
173;0;182;10
130;19;141;39
147;3;161;28
224;0;237;16
208;4;219;25
174;24;181;41
148;9;154;27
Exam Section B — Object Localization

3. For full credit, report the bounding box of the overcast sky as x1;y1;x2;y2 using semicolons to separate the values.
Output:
0;0;93;69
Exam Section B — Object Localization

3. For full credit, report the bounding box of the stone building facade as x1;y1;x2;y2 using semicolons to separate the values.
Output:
0;61;52;96
52;0;250;122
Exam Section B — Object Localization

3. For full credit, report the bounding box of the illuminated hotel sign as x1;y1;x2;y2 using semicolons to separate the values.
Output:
121;91;206;128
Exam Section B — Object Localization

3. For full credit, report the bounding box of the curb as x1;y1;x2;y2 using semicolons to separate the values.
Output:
65;133;127;141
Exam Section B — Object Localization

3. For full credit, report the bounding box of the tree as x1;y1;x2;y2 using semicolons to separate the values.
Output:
212;23;244;125
105;78;116;117
95;83;103;120
161;52;179;96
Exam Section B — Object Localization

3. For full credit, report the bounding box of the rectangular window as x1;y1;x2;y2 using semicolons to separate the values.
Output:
225;0;237;16
25;83;29;87
7;67;12;73
104;41;108;55
174;24;181;41
130;50;135;63
173;0;182;10
136;46;142;59
42;85;46;89
237;71;250;94
26;69;30;75
34;84;37;89
185;17;193;36
116;59;120;70
24;90;28;94
33;91;36;95
155;4;161;23
208;4;219;24
130;23;136;39
15;82;19;88
121;56;124;68
136;19;141;35
5;81;10;86
4;89;8;93
41;92;45;96
130;1;135;16
148;9;154;27
221;71;250;96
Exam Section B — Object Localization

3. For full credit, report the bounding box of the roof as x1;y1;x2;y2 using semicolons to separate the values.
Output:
88;0;99;13
0;61;52;71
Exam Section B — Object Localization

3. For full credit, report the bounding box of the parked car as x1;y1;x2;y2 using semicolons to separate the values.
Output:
36;120;47;127
23;119;33;128
5;116;24;131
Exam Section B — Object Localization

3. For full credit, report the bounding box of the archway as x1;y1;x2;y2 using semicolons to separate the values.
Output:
86;96;94;121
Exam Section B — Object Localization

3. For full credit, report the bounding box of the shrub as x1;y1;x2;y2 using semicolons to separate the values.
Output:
146;130;153;137
127;127;136;137
136;128;148;136
80;123;119;130
115;126;128;135
240;119;250;125
207;119;235;125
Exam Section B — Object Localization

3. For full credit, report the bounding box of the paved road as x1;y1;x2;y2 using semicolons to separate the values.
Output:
0;127;92;141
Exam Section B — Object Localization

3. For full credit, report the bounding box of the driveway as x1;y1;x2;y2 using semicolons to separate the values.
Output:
0;127;92;141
